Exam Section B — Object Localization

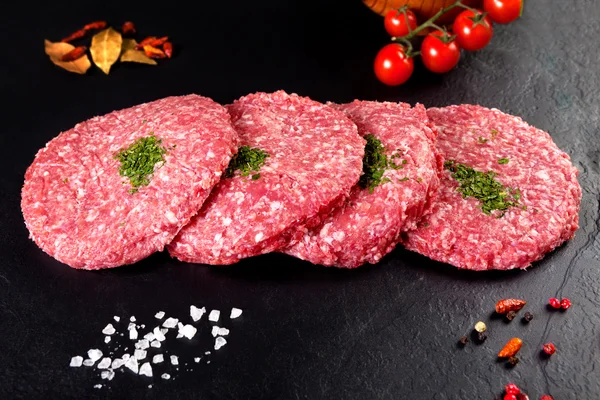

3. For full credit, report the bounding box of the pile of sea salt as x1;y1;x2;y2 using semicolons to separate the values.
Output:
69;306;243;389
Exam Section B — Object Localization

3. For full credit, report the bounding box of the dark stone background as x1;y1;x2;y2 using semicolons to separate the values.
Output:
1;0;598;398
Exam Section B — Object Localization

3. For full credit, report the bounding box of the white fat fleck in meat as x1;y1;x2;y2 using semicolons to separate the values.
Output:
270;202;282;211
165;210;178;224
255;232;264;243
222;217;232;226
207;151;215;159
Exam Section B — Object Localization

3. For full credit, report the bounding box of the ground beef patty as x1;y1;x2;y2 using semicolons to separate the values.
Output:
284;101;442;268
168;91;365;265
21;95;238;270
403;105;581;271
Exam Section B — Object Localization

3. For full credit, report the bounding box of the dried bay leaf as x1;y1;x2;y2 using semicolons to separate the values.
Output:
120;39;157;65
44;39;91;74
90;27;122;74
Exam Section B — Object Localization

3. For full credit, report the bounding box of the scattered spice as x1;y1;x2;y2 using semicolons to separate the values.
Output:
477;331;487;343
62;29;86;43
122;21;136;35
114;135;168;193
143;45;167;59
224;146;269;179
150;36;169;47
498;338;523;358
477;136;488;144
548;298;561;309
136;36;157;49
495;299;527;314
83;21;108;31
491;129;499;138
474;321;486;333
560;298;571;310
523;312;533;322
507;356;520;366
498;158;509;164
506;310;517;321
542;343;556;355
505;383;520;395
458;335;469;345
444;160;521;216
164;42;173;58
90;27;122;74
61;46;87;62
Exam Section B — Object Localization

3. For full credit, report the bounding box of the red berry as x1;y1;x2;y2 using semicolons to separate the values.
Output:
540;396;553;400
548;298;561;309
505;383;521;395
560;298;571;309
504;395;517;400
543;343;556;355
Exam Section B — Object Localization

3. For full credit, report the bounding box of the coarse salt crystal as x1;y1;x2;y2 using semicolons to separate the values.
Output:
94;384;102;389
111;358;125;369
230;308;243;319
122;354;131;361
160;328;168;335
97;357;111;369
124;357;139;374
129;328;138;340
152;354;164;364
114;316;120;322
190;305;206;322
208;310;220;322
151;340;161;348
214;337;227;350
194;357;200;363
104;336;111;344
211;326;219;337
161;373;171;380
139;362;152;377
127;323;136;331
155;311;165;319
144;332;155;341
162;317;179;328
135;339;149;350
134;349;147;360
179;324;197;339
205;351;211;355
70;356;83;367
153;327;166;341
130;316;136;322
218;327;230;336
101;370;115;381
83;359;94;367
170;355;179;365
88;349;103;362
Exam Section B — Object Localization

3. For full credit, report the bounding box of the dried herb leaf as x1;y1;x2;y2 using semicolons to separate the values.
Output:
90;27;122;74
44;39;91;74
120;39;157;65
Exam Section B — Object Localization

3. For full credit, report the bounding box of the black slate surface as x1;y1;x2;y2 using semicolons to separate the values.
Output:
1;0;599;399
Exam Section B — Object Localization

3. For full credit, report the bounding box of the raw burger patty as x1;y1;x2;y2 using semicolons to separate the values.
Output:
21;95;238;269
284;101;442;268
168;91;365;265
403;105;581;271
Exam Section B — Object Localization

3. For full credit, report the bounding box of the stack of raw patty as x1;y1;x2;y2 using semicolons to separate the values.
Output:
21;92;582;271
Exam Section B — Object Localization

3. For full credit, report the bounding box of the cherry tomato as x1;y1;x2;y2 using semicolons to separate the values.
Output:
453;10;493;51
483;0;523;24
374;44;414;86
384;9;418;37
421;31;461;74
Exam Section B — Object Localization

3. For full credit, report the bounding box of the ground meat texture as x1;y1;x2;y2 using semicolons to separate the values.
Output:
21;95;238;269
284;101;442;268
168;91;365;265
403;105;582;271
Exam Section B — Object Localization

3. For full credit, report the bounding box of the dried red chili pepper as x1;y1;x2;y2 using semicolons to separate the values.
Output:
122;21;136;35
61;29;86;43
83;21;107;31
61;46;87;62
163;42;173;58
498;337;523;358
136;36;157;50
495;299;526;314
150;36;169;47
143;45;167;59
